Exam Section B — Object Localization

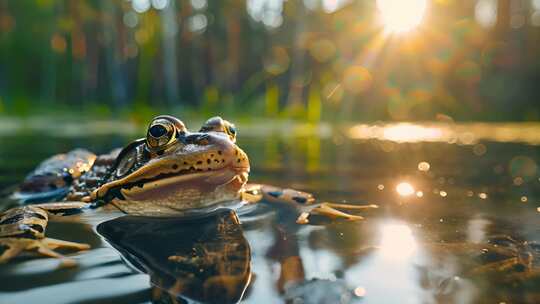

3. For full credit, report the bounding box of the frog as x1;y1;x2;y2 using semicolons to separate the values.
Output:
0;115;377;264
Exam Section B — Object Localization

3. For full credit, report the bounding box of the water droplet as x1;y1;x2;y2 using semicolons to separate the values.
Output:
478;193;488;199
520;196;528;203
416;191;424;197
354;287;367;297
440;191;447;197
377;184;385;190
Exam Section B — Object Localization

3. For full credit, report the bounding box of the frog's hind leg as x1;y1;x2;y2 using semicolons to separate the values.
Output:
0;204;90;265
248;184;378;224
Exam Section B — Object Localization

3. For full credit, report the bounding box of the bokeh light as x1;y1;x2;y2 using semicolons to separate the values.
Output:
396;182;415;196
382;124;443;143
377;0;428;33
475;0;497;28
343;66;373;95
418;161;430;171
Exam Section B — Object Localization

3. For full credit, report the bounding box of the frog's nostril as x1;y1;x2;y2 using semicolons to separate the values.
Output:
197;135;210;145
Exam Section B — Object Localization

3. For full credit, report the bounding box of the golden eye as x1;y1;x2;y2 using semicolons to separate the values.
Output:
225;123;237;142
146;119;176;150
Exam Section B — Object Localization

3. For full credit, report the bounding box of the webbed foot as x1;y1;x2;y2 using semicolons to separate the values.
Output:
296;202;378;224
0;237;90;267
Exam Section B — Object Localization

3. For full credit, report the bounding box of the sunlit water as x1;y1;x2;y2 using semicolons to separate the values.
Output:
0;122;539;304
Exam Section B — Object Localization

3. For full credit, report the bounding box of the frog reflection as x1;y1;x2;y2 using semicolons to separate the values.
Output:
97;210;251;304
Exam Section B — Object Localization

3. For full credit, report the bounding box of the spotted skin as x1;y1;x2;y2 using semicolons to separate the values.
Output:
0;206;48;239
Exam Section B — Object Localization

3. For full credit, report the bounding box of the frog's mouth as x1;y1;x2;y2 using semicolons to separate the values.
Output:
90;147;250;205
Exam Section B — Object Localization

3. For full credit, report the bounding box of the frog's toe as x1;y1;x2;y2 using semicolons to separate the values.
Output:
41;237;91;251
0;238;29;263
0;237;90;265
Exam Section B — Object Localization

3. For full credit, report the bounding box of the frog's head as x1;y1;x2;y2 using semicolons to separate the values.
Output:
91;115;250;216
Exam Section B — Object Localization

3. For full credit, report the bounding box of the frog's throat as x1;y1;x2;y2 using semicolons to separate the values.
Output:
90;148;249;202
109;171;248;216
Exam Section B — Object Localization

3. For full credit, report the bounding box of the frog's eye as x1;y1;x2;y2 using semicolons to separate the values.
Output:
225;123;237;142
199;116;224;133
146;118;179;151
200;116;237;142
227;124;236;135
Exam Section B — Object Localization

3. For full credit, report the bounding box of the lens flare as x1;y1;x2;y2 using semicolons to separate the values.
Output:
396;182;415;196
377;0;428;33
379;223;417;259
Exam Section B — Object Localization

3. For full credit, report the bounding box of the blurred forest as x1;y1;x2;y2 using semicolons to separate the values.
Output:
0;0;539;122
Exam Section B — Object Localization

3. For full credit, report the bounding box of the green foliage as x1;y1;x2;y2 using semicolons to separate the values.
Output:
0;0;538;122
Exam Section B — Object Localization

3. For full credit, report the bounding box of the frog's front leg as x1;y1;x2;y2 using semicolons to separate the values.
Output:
244;184;378;224
0;203;90;265
296;202;379;224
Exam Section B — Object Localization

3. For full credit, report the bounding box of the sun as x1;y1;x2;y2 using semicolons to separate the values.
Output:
377;0;428;33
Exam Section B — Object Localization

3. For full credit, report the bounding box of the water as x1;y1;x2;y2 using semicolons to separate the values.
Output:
0;121;539;304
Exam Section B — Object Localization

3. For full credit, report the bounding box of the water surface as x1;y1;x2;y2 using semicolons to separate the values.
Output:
0;121;539;304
